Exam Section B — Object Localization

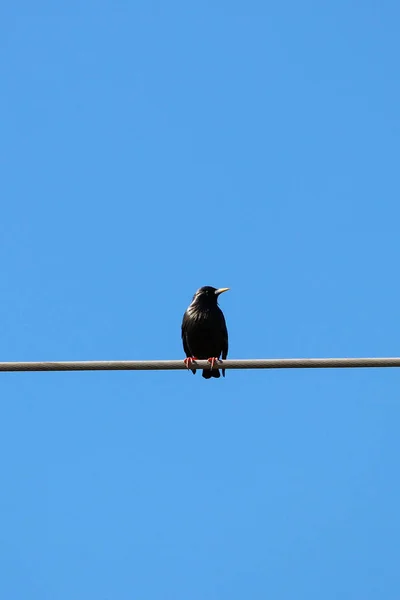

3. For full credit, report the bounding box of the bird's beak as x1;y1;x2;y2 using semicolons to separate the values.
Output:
215;287;230;296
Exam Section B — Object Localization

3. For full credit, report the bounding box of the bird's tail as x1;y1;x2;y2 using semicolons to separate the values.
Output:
202;369;221;379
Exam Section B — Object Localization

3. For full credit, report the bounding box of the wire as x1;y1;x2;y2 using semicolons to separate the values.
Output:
0;357;400;372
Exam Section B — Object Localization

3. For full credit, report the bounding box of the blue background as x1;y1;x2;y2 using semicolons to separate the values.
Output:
1;1;400;598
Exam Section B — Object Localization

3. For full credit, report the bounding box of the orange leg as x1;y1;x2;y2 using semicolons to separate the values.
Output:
207;357;220;370
184;357;198;369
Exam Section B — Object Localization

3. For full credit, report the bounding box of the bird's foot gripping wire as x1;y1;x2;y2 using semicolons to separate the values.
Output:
184;357;197;370
207;357;221;371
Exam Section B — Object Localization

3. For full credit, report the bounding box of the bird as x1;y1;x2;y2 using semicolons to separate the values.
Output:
181;286;229;379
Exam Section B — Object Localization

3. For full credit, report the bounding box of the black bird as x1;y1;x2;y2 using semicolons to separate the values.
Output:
181;286;229;379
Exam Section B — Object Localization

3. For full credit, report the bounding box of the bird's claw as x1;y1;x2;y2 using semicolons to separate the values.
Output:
207;357;220;370
184;357;197;369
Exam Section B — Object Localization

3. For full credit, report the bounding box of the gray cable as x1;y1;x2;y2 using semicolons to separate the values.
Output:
0;357;400;372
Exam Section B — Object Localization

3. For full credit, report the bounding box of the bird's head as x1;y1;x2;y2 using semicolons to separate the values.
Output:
191;286;230;307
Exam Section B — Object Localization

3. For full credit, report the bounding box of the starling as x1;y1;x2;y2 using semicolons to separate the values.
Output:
181;286;229;379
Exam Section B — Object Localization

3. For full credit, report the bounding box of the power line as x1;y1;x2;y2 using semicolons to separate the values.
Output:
0;357;400;372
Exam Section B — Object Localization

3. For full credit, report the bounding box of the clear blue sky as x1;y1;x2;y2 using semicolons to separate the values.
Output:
1;1;400;598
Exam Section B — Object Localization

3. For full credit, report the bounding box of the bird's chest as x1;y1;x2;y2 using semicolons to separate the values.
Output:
185;309;223;356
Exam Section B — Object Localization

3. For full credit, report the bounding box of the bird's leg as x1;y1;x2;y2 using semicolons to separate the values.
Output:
184;357;197;369
207;357;220;370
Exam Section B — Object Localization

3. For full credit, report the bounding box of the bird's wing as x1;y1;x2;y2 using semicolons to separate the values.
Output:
221;313;228;360
181;311;192;357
